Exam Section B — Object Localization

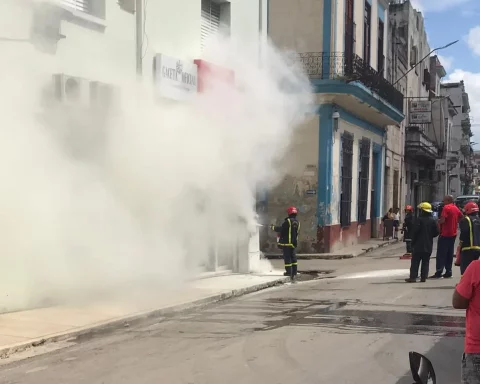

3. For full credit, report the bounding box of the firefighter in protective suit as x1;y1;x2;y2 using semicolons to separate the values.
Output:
270;206;300;282
458;201;480;276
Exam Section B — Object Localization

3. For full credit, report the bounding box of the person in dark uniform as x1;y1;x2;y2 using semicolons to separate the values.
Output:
405;202;439;283
457;201;480;276
271;206;300;282
402;205;415;257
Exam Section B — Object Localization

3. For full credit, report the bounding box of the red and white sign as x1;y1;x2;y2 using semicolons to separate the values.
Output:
193;59;235;93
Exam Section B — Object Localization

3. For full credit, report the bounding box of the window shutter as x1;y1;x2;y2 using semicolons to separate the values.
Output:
62;0;90;13
201;0;221;50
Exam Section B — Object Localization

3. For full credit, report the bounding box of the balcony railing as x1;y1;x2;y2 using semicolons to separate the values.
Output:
405;127;438;161
294;52;404;113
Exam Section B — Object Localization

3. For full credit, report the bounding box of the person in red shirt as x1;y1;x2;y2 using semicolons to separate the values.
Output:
432;195;463;278
452;260;480;382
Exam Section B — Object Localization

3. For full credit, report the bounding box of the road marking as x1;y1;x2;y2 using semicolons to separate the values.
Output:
385;292;409;304
25;366;48;374
336;269;409;280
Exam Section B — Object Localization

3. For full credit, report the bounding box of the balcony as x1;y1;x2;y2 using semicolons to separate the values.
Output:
294;52;404;114
405;127;439;162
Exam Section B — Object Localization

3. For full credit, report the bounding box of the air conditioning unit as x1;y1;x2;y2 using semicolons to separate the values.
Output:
90;81;115;109
52;74;90;106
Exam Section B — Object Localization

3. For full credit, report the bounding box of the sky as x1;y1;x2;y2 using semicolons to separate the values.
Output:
410;0;480;146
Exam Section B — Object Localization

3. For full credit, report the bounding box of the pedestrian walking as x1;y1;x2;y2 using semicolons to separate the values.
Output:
402;205;415;257
270;206;300;282
405;202;439;283
431;195;464;279
452;260;480;383
457;201;480;277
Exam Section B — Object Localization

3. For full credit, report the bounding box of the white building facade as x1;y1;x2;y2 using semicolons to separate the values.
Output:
0;0;268;274
264;0;404;254
0;0;267;87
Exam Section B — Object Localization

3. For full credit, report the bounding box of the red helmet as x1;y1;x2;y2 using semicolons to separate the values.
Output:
287;206;298;215
405;205;413;212
464;201;479;215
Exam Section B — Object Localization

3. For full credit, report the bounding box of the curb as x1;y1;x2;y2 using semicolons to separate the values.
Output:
0;277;289;359
263;239;399;260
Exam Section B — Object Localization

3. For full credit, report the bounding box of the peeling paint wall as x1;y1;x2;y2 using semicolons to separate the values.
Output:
261;115;319;253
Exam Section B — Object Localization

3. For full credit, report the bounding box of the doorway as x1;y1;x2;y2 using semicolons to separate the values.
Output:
371;150;382;238
393;169;399;209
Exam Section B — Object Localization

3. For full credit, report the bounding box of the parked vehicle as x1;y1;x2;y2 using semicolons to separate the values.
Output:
431;201;442;219
455;195;480;211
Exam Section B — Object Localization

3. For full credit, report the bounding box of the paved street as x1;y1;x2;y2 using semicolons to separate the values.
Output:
0;243;465;384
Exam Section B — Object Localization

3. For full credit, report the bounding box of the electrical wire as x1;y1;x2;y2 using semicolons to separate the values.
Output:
142;0;149;59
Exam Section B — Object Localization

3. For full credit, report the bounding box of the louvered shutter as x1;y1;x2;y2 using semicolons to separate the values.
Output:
62;0;90;13
201;0;220;50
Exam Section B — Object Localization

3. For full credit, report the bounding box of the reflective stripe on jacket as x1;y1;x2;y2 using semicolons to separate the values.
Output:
461;215;480;251
275;217;300;248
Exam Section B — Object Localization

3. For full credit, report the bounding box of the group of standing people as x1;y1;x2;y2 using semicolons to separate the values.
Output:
401;195;480;283
383;207;401;239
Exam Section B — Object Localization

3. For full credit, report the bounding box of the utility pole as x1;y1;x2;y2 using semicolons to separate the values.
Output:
441;99;449;196
135;0;143;77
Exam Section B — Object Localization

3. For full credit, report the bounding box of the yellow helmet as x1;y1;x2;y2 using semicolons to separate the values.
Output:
418;202;432;213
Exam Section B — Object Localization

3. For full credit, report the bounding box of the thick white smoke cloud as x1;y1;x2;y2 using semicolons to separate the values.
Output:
0;9;313;312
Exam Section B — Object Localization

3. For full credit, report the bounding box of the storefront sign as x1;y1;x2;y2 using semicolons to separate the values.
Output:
410;100;432;113
153;54;198;101
409;112;432;124
194;59;235;93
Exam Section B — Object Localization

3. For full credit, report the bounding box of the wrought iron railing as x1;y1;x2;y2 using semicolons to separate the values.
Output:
294;52;404;113
405;127;438;159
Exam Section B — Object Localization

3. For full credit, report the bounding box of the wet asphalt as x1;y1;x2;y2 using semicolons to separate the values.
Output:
0;243;465;384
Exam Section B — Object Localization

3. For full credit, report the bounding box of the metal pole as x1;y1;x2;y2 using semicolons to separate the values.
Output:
393;40;459;86
135;0;143;77
442;100;449;195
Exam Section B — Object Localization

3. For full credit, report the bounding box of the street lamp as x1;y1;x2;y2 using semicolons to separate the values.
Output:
393;40;459;86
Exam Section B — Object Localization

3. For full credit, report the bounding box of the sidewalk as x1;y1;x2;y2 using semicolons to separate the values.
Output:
263;238;399;260
0;273;288;359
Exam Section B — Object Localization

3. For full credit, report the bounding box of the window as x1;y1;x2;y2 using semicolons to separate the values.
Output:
377;19;384;75
423;68;431;90
62;0;90;14
345;0;355;63
363;1;371;66
201;0;221;49
61;0;105;19
340;132;354;227
358;138;371;223
410;45;418;67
